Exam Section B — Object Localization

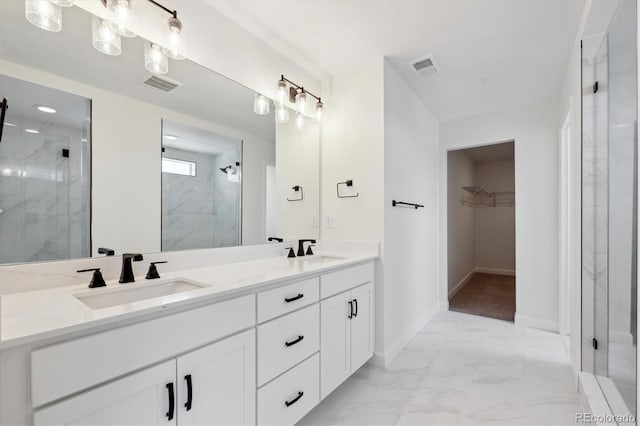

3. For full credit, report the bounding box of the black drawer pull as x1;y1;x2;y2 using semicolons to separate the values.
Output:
166;382;175;420
285;293;304;303
348;300;353;319
285;335;304;347
184;374;193;411
353;299;358;318
285;391;304;407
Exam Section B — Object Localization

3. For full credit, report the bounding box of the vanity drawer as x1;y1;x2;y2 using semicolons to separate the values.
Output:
257;277;319;323
31;294;255;407
257;353;319;426
257;303;319;386
321;262;374;299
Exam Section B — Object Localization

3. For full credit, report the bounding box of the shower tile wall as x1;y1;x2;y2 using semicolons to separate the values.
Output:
0;120;90;264
582;33;609;373
162;147;239;251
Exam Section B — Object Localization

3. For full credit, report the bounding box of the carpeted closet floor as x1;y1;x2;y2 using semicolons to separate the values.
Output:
449;273;516;322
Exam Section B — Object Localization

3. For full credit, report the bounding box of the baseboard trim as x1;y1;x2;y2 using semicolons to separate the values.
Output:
448;269;475;299
473;267;516;276
514;313;558;332
373;303;443;368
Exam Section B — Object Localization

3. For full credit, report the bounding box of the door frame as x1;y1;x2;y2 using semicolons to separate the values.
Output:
559;110;572;336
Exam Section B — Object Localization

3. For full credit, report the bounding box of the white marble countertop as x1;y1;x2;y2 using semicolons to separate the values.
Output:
0;252;376;349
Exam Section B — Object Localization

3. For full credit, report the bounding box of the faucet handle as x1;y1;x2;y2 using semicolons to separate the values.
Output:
146;261;167;280
284;247;296;258
306;244;316;256
77;268;107;288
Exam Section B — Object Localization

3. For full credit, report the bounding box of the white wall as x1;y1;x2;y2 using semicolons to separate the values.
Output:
0;60;274;255
440;97;561;331
474;159;516;273
447;150;476;294
320;58;385;349
381;60;440;363
276;119;320;241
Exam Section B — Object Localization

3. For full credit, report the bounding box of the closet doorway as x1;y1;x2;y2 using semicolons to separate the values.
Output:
447;142;516;321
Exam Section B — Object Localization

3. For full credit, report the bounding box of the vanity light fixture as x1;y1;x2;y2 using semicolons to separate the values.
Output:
49;0;74;7
25;0;62;32
275;104;290;124
106;0;136;38
163;16;184;60
276;75;324;121
253;93;270;115
35;105;57;114
92;17;122;56
145;42;169;75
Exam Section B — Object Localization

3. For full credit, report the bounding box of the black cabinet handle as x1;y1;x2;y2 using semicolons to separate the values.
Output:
184;374;193;411
348;300;353;319
353;299;358;318
285;335;304;347
285;391;304;407
166;382;175;420
284;293;304;303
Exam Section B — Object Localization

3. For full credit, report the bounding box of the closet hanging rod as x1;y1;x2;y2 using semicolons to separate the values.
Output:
392;200;424;209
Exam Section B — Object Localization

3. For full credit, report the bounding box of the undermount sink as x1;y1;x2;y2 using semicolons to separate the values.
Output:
300;255;345;264
75;280;207;309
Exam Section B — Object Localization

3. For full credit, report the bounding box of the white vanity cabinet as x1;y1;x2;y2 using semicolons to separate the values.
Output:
4;260;376;426
320;263;374;399
33;360;177;426
34;330;256;426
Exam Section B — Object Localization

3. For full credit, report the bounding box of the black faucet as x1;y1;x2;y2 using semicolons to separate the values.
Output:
98;247;115;256
120;253;143;283
297;239;316;257
268;237;284;243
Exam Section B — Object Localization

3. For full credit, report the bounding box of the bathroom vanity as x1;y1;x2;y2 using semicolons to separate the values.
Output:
0;253;375;426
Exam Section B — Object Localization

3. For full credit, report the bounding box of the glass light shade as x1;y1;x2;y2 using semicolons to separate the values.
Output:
275;104;290;124
145;42;169;75
92;17;122;56
315;100;324;121
49;0;74;7
276;80;288;105
25;0;62;32
254;93;270;115
162;17;185;60
295;112;304;129
295;91;307;114
107;0;136;37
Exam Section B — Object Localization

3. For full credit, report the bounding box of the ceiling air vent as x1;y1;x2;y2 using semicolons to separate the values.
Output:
410;55;440;78
143;74;183;93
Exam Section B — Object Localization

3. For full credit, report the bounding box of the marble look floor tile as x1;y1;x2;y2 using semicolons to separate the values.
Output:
300;311;582;426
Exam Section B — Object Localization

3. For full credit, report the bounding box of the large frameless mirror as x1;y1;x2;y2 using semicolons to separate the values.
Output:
0;1;320;264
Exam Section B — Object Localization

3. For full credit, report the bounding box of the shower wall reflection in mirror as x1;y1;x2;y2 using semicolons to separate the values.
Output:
582;0;637;420
161;121;243;250
0;75;91;263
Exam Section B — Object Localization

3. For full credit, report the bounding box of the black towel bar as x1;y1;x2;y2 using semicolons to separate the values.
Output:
392;200;424;209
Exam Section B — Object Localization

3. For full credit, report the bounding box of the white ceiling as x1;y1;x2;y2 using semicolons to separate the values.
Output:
163;120;240;155
0;2;275;142
210;0;586;121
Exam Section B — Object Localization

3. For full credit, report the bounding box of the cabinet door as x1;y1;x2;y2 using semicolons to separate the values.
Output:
177;329;256;426
33;360;176;426
320;291;352;399
350;283;373;372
